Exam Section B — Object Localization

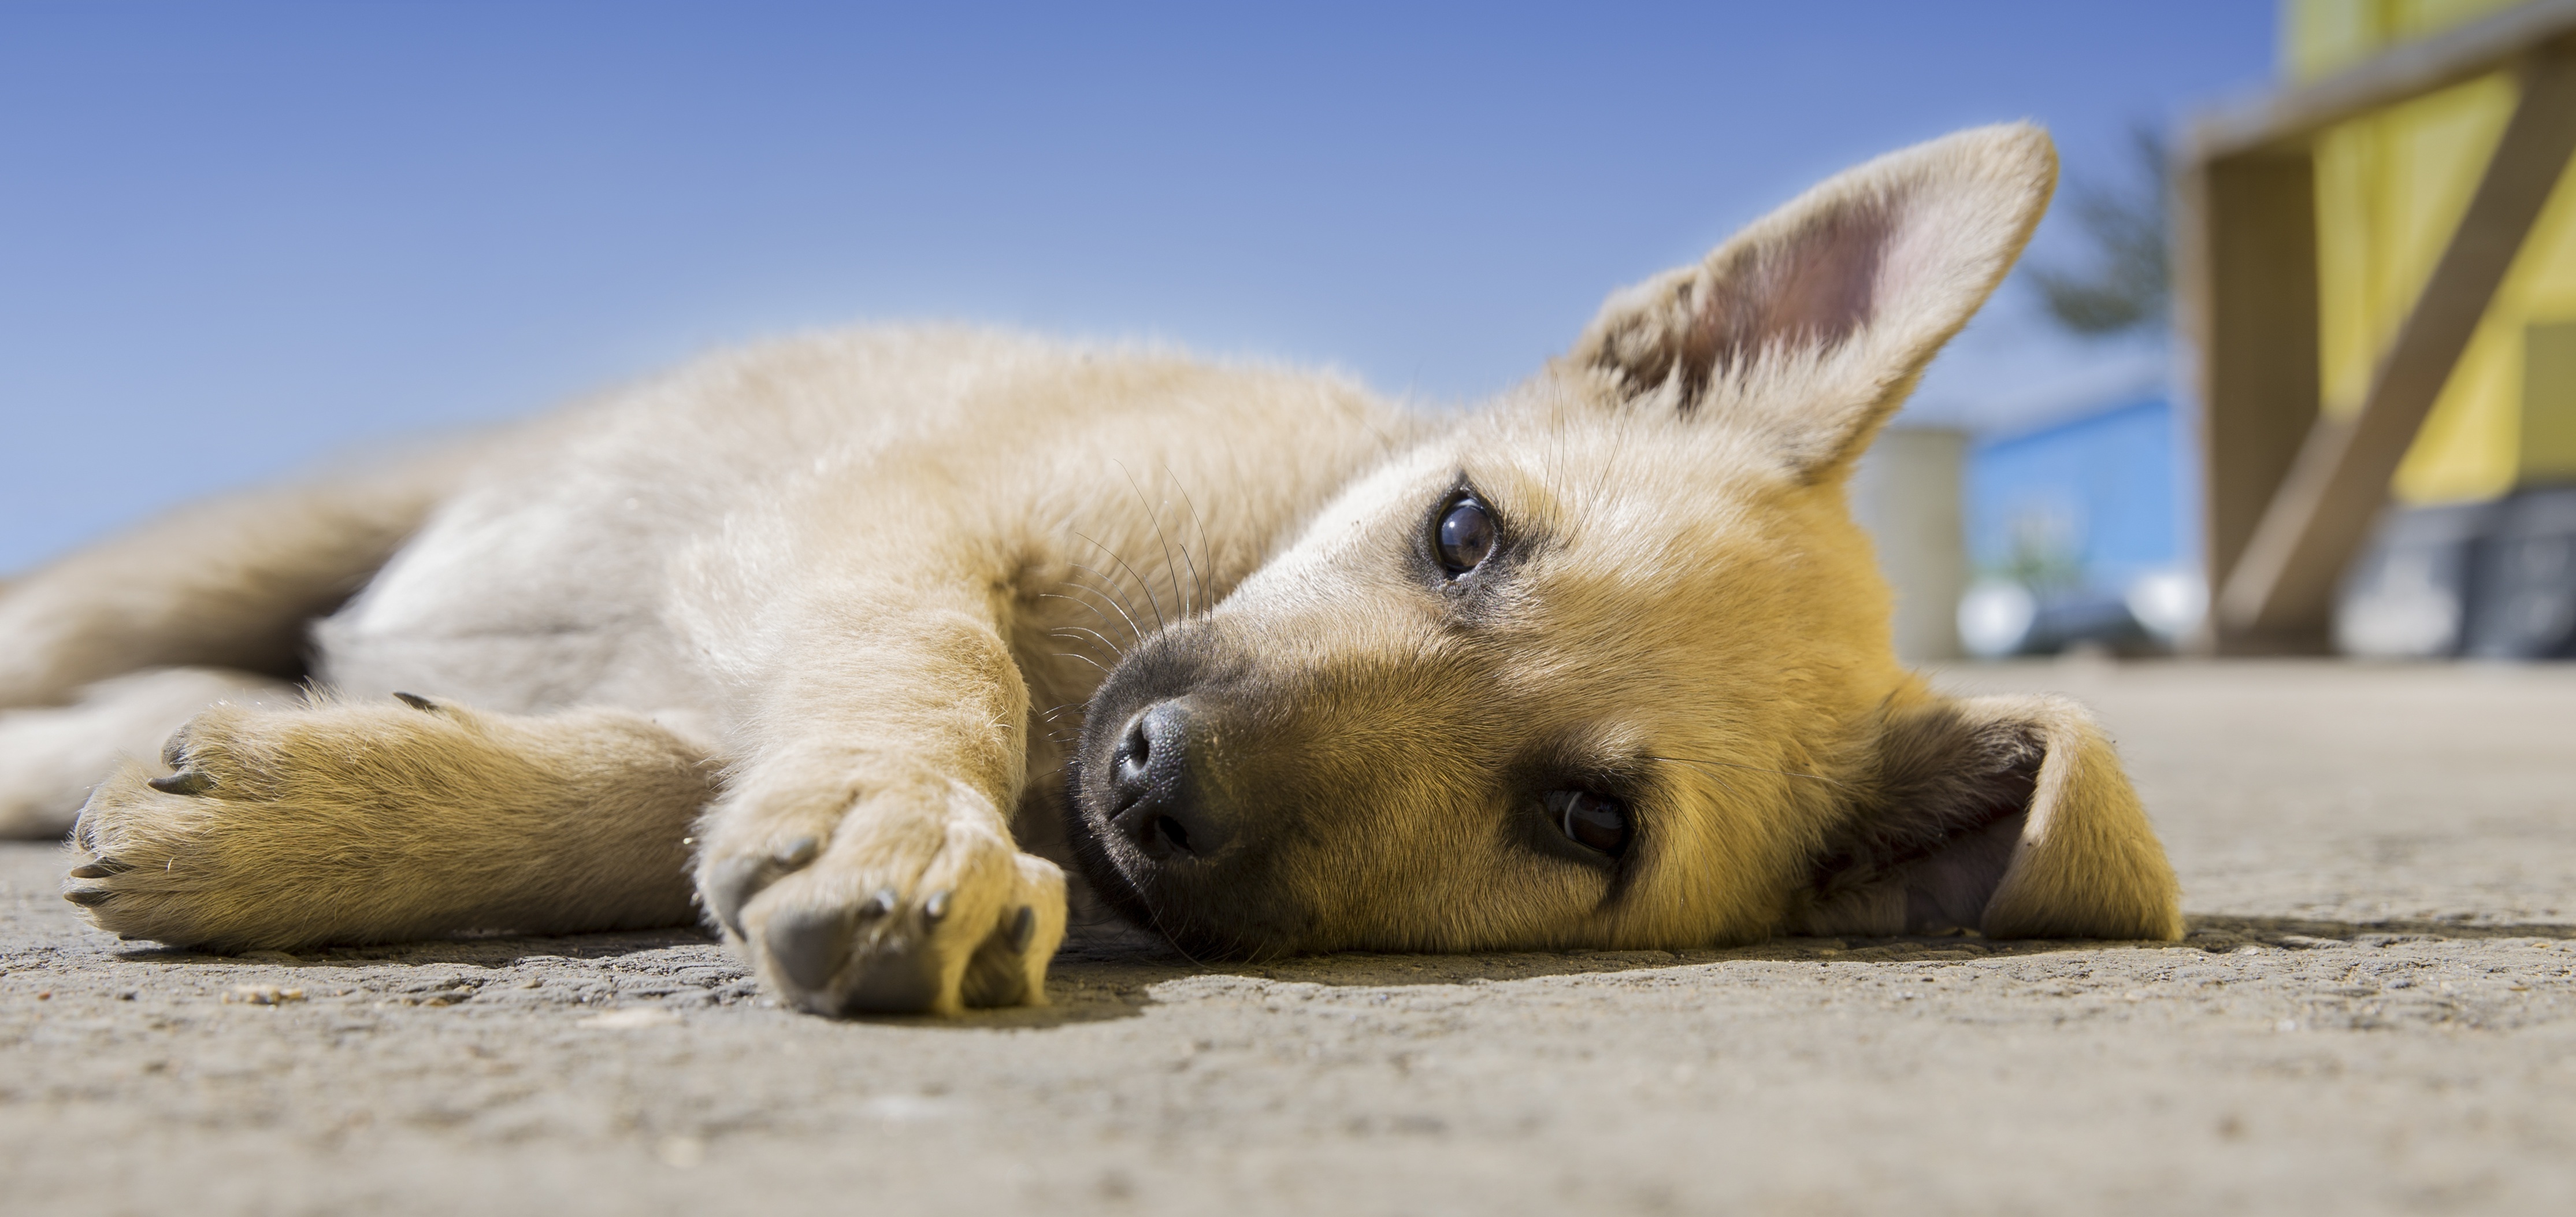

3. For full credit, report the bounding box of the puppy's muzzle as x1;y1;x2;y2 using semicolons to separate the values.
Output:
1106;699;1234;860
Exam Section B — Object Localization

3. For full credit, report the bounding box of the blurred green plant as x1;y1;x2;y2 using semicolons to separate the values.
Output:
1980;500;2088;592
2028;125;2169;336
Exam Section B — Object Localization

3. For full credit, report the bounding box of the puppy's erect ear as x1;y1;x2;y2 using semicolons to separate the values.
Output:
1796;694;2182;941
1564;124;2056;477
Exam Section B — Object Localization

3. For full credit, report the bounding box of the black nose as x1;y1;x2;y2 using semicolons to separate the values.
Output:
1108;700;1231;859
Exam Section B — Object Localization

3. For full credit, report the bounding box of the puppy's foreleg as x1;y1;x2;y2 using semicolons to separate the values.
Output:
64;696;715;950
692;587;1067;1018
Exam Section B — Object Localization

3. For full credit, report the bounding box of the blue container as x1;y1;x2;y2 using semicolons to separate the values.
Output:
1965;396;2188;595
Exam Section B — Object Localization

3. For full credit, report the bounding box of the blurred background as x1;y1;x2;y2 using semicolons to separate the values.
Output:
3;1;2570;662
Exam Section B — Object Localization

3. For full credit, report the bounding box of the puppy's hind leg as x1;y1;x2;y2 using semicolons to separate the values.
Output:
64;695;718;951
0;445;478;709
0;667;298;840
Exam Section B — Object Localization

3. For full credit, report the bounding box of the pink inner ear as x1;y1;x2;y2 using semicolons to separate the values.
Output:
1684;197;1895;385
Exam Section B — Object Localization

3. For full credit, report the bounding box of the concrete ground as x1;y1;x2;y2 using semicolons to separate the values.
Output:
3;660;2573;1216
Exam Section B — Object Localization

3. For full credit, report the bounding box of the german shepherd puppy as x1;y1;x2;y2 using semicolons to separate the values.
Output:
0;125;2180;1016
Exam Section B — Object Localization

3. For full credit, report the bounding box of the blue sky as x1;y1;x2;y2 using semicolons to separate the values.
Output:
0;2;2274;572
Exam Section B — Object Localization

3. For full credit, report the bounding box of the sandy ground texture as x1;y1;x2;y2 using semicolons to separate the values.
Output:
3;659;2574;1216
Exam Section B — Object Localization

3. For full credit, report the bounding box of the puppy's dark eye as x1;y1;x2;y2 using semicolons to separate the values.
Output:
1435;499;1495;574
1544;789;1629;855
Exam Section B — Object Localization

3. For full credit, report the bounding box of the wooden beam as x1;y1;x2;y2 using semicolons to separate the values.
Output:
2214;51;2576;643
2178;150;2321;648
2194;0;2576;159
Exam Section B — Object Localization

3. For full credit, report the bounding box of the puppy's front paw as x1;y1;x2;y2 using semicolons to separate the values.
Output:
698;784;1067;1016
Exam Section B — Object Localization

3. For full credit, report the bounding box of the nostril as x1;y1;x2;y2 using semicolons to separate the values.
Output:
1117;719;1151;785
1111;702;1188;800
1103;699;1227;859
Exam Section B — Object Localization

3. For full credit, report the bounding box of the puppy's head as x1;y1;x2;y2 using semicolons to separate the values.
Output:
1066;124;2181;956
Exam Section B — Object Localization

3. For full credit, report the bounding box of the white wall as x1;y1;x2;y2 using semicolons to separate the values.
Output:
1851;426;1969;663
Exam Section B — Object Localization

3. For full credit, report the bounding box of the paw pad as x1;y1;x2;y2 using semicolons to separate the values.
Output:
698;821;1065;1016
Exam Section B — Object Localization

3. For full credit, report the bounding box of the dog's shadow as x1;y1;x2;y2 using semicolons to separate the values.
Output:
105;913;2576;1032
960;911;2576;1029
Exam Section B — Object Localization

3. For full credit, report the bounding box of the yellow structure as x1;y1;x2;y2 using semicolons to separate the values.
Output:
2293;0;2576;498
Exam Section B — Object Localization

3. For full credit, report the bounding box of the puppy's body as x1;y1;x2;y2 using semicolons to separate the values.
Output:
313;329;1405;730
2;125;2183;1016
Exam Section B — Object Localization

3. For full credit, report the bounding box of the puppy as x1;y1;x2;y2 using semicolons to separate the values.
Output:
0;124;2181;1016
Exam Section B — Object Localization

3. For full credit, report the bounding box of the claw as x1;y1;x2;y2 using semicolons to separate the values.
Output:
67;860;129;880
392;692;440;713
773;836;819;868
703;854;772;939
961;908;1040;1009
923;889;951;923
63;888;112;907
147;771;214;796
861;888;896;919
701;837;825;939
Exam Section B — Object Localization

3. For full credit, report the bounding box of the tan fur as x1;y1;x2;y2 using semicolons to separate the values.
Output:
1974;695;2187;940
6;124;2181;1018
69;696;712;949
0;448;480;710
